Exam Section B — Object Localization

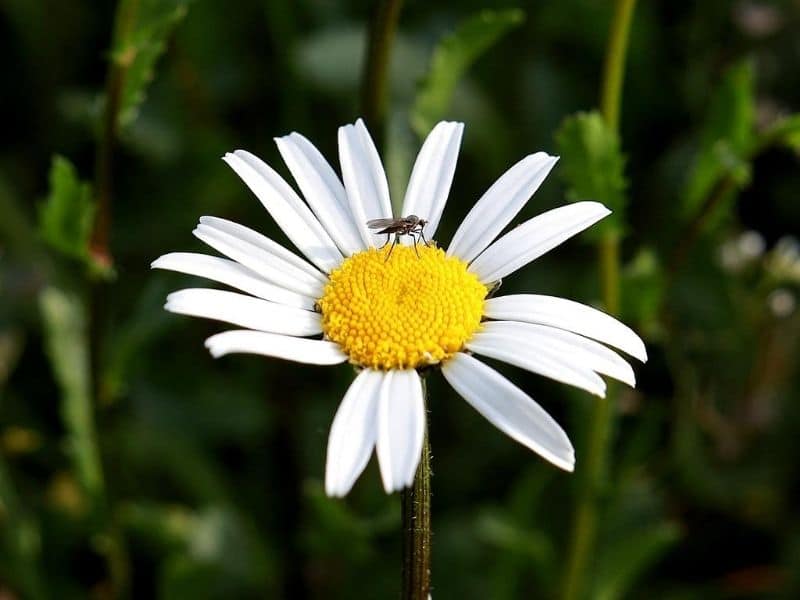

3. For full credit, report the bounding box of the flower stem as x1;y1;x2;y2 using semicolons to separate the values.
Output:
562;1;636;599
361;0;404;148
401;384;431;600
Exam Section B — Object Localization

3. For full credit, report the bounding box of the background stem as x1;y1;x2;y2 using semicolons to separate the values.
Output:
562;1;636;598
599;0;636;134
401;388;431;600
361;0;404;148
90;0;139;270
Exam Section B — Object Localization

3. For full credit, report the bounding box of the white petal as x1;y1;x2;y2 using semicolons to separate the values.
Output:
447;153;559;262
275;132;365;255
205;329;348;364
466;332;607;398
338;119;393;247
484;294;647;362
400;121;464;241
442;353;574;471
165;288;322;336
223;150;343;272
478;320;636;387
468;202;611;283
199;216;326;283
193;223;325;298
376;370;426;493
151;252;316;310
325;369;385;497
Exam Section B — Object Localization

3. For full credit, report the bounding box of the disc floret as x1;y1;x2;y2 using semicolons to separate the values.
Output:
319;244;488;370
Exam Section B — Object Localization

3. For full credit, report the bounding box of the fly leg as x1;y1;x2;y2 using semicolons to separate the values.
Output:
384;234;400;262
418;228;430;247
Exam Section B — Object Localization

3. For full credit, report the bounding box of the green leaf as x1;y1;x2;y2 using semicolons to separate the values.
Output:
112;0;192;128
39;287;104;508
554;111;627;237
411;9;525;137
684;60;755;216
39;156;95;260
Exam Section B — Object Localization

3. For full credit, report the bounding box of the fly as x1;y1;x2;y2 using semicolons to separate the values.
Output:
366;214;430;261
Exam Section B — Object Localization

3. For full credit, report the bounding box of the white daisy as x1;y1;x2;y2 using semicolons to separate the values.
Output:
152;119;647;497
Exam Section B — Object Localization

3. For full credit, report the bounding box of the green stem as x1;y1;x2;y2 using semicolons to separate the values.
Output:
401;392;431;600
84;1;142;594
562;1;636;599
361;0;405;148
599;0;637;134
90;0;139;270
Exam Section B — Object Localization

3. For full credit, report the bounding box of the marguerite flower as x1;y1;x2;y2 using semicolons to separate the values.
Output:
152;119;647;497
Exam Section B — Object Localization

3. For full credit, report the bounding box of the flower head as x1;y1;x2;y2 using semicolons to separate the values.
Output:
152;119;647;496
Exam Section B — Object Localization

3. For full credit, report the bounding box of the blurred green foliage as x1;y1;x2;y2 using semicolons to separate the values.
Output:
411;8;524;136
555;111;627;238
1;1;800;599
39;157;94;262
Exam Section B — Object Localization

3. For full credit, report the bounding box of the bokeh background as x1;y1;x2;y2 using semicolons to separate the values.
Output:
2;0;800;598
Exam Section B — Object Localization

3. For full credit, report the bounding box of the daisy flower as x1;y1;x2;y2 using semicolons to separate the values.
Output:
152;119;647;497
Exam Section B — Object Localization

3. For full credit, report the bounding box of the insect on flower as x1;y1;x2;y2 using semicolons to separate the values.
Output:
367;214;429;260
154;118;649;497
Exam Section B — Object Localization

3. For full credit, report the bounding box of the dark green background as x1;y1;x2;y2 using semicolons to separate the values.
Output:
1;1;799;598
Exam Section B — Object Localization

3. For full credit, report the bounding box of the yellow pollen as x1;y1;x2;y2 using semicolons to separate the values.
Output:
319;244;488;370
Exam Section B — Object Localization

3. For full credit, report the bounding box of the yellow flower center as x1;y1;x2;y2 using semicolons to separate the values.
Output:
319;244;488;370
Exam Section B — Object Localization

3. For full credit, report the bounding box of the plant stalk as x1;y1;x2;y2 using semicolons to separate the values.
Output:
90;0;139;270
562;1;636;599
599;0;636;134
361;0;404;148
401;393;431;600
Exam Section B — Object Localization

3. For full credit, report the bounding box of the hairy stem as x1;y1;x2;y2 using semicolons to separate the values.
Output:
401;391;431;600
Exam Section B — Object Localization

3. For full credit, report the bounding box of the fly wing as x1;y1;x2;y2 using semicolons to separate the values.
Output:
366;218;399;229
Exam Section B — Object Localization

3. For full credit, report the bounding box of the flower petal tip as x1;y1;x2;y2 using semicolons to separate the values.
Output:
203;339;225;359
636;345;649;363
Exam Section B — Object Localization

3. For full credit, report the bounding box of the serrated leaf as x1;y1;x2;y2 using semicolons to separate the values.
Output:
112;0;192;128
411;9;525;137
39;155;95;260
684;60;755;215
554;111;627;237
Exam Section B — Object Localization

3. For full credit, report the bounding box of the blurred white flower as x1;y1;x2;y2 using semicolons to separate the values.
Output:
720;230;765;272
767;236;800;283
738;230;766;259
768;288;796;318
152;119;647;496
